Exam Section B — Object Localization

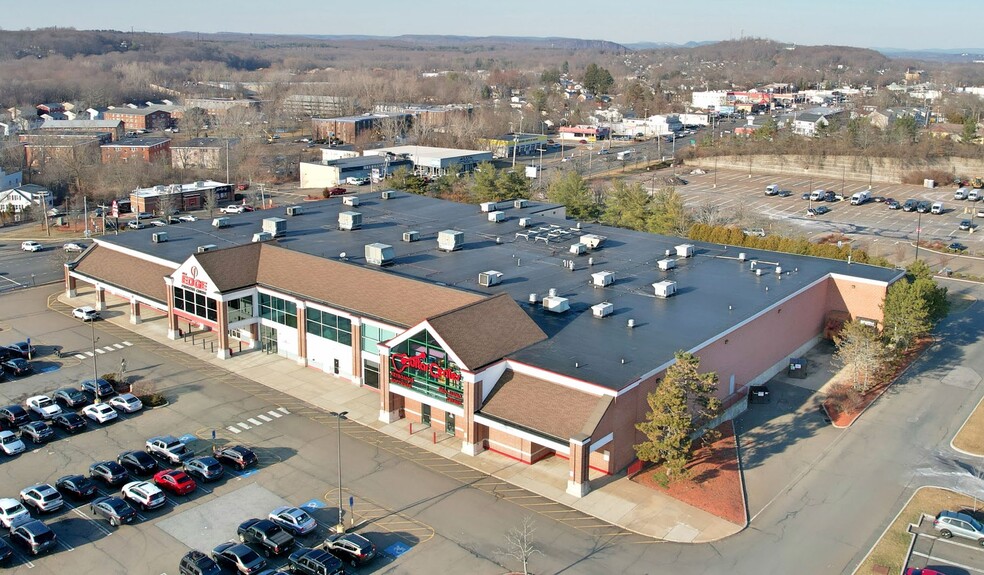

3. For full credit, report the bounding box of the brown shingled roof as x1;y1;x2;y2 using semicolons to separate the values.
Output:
480;370;611;443
193;243;263;292
73;244;174;303
427;293;546;370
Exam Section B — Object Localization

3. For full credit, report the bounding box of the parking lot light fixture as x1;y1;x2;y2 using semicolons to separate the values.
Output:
330;410;348;534
91;321;100;404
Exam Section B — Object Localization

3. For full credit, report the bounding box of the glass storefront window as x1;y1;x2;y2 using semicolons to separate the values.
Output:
389;330;463;406
361;324;398;355
228;295;254;323
306;308;352;346
259;293;297;328
173;286;217;322
363;360;380;389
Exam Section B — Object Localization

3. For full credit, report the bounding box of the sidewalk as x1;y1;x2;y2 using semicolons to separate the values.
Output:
59;291;742;543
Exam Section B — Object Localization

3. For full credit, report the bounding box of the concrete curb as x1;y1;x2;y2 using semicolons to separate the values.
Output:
950;391;984;458
731;419;751;530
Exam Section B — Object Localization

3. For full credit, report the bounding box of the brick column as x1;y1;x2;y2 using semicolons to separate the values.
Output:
378;353;404;423
216;299;230;359
350;320;362;380
129;298;142;325
94;286;106;311
461;377;484;456
566;434;591;498
64;263;77;298
295;302;307;366
164;277;179;340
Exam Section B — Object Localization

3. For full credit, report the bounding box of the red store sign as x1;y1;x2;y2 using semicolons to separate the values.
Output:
180;266;208;291
389;352;463;406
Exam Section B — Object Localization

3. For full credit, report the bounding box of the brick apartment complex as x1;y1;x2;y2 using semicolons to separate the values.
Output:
101;137;171;164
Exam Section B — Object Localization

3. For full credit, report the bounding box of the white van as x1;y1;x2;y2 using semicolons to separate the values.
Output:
931;202;944;214
809;189;825;201
765;184;780;195
969;189;981;202
954;187;970;200
850;190;871;205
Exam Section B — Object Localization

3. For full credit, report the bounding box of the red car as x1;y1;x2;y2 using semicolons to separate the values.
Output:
905;569;943;575
153;469;196;495
236;183;250;191
326;187;348;197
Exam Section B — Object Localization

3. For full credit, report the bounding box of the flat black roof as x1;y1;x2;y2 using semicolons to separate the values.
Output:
98;193;901;391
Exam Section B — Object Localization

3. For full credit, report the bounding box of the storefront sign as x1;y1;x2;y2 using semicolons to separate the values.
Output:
180;265;208;291
390;351;463;406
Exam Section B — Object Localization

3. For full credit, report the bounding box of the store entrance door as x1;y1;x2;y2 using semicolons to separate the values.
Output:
259;325;278;354
421;404;431;426
445;412;455;435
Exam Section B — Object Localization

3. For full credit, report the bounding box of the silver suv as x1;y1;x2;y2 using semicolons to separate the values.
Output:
934;510;984;545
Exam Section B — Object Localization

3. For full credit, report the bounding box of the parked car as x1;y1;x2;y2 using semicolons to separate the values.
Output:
0;430;25;455
26;395;62;419
0;498;31;529
136;212;154;219
178;215;198;223
0;537;12;563
154;468;197;495
2;358;32;377
72;306;100;321
948;242;968;253
184;456;225;482
212;542;268;574
214;445;258;470
904;569;943;575
325;187;348;197
960;220;975;231
118;450;159;475
55;474;98;500
0;405;30;428
81;378;115;398
20;241;43;252
19;484;63;513
121;481;166;510
89;460;129;486
51;412;87;434
147;435;192;464
179;549;222;575
10;520;57;556
287;547;344;575
109;393;143;413
916;200;932;213
934;510;984;544
221;204;253;214
237;518;295;557
323;532;377;567
90;496;137;527
63;242;85;252
777;190;792;197
18;421;54;444
127;220;149;230
6;342;35;358
902;199;918;212
268;506;317;536
83;403;119;424
886;199;901;209
53;387;89;408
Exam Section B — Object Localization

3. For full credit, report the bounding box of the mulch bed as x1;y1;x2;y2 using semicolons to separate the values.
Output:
823;336;933;427
629;421;746;525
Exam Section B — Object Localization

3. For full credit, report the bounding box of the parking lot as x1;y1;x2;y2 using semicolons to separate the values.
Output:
907;513;984;574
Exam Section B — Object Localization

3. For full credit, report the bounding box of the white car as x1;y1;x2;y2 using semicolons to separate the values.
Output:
20;241;43;252
19;484;63;513
121;481;166;510
63;242;85;252
0;430;25;455
178;215;197;222
25;396;62;420
83;403;118;424
72;306;100;321
220;204;250;214
0;498;31;529
109;393;143;413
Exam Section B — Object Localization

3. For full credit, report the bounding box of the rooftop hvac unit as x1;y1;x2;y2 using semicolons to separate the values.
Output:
569;243;587;255
480;201;497;212
579;234;606;249
542;295;570;313
592;302;614;318
478;270;503;287
653;280;677;298
488;210;505;223
775;265;783;275
338;211;362;231
365;243;394;266
252;231;273;242
151;231;167;243
675;244;695;258
513;199;528;209
381;191;392;199
518;217;531;228
402;230;419;242
657;258;676;271
738;252;747;262
591;271;615;287
342;195;360;207
197;244;217;253
262;217;286;238
212;217;230;228
194;180;205;187
285;205;304;217
437;230;463;252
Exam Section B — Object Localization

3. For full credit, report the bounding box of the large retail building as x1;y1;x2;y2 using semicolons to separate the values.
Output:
64;193;901;496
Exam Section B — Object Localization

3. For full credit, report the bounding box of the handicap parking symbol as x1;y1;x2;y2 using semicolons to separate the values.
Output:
384;542;412;558
179;434;197;444
301;499;326;510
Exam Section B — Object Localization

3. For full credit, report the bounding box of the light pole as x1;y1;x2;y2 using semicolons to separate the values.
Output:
330;410;348;533
915;211;922;263
90;321;100;404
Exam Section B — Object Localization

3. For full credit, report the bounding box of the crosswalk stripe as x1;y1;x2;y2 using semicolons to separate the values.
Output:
226;426;241;434
102;346;116;353
237;422;250;430
95;349;105;354
268;410;282;418
74;354;87;360
85;351;94;357
277;407;290;415
257;414;272;422
247;418;262;426
113;343;125;350
122;341;133;346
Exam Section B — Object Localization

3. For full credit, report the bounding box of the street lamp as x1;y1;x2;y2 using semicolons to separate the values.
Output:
90;320;100;404
329;410;348;533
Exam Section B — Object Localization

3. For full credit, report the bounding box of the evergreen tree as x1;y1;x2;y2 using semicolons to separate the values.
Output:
547;171;597;221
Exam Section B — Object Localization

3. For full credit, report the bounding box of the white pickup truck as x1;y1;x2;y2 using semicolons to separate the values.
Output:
146;436;192;464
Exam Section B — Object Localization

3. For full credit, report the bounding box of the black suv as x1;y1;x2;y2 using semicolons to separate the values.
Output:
287;548;344;575
214;445;258;470
178;550;221;575
0;406;30;429
237;518;295;557
323;532;377;567
118;450;159;475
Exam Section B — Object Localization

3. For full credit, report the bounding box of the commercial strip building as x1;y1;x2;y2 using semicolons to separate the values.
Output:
299;155;412;188
558;125;610;142
363;146;493;177
480;133;549;158
129;180;234;214
63;193;900;497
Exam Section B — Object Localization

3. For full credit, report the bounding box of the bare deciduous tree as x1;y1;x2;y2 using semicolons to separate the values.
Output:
497;515;541;575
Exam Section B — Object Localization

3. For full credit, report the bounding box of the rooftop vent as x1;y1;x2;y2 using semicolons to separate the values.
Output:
513;199;528;209
262;217;286;238
569;243;587;255
528;293;537;304
212;217;230;228
653;280;678;298
580;234;606;249
437;230;463;252
402;230;419;242
488;210;505;223
776;265;783;275
738;252;747;262
365;243;394;266
285;205;305;217
480;201;497;212
657;258;676;271
675;244;695;258
342;195;360;207
592;302;614;318
519;217;531;228
542;294;570;313
252;231;273;243
479;270;503;287
197;244;217;253
151;231;167;243
338;211;362;231
591;271;615;287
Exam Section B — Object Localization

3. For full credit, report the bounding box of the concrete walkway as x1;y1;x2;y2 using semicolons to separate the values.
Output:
59;290;742;543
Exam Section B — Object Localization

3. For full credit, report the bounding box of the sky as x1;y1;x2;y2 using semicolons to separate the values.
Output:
4;0;983;51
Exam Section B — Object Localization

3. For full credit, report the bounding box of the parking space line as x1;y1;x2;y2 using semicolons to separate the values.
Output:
226;426;241;434
247;418;262;426
910;550;984;574
68;503;114;536
257;414;272;422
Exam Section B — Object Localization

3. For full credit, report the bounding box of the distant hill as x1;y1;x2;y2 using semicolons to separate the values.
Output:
625;41;717;50
874;47;984;62
302;33;628;52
